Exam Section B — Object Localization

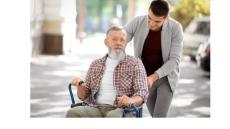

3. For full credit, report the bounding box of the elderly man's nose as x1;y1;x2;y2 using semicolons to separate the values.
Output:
117;40;123;44
117;41;121;45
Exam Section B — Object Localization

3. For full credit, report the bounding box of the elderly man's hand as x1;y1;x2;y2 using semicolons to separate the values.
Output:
117;95;133;107
71;78;90;100
77;83;90;100
71;78;82;86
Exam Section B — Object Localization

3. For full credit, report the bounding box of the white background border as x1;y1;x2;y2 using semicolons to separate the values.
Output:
1;0;230;129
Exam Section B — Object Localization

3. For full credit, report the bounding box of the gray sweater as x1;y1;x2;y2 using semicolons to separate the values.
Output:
124;15;183;92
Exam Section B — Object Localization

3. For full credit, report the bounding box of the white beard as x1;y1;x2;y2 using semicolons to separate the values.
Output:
108;48;126;61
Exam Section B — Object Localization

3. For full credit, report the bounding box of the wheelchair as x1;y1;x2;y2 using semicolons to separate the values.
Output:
68;83;143;117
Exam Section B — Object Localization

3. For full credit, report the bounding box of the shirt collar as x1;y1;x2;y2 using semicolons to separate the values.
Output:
102;53;129;64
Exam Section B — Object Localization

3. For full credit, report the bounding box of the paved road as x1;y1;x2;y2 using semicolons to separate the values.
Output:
168;59;210;117
31;40;210;117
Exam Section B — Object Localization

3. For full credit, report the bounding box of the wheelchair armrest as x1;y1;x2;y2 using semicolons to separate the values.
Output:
71;102;88;108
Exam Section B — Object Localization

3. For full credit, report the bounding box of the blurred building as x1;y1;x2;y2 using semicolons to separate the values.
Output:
30;0;152;57
31;0;64;56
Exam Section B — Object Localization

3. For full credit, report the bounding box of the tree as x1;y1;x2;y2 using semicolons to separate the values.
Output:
171;0;210;29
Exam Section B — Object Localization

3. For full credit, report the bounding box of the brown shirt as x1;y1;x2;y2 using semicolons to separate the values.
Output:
141;29;163;76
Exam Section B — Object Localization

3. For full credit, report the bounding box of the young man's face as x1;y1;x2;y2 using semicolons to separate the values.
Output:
105;30;127;54
148;9;167;31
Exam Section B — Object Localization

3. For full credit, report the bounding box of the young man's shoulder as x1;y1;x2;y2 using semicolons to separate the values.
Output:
133;15;148;22
168;17;182;27
135;15;147;19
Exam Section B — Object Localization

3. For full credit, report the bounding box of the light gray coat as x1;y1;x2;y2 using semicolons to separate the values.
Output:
124;15;183;92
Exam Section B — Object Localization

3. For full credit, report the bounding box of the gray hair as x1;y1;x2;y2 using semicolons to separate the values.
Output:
106;25;126;37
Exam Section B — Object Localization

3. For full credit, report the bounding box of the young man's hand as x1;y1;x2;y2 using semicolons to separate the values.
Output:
147;72;159;89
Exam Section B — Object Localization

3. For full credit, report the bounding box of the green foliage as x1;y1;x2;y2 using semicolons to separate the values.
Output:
171;0;210;29
85;0;128;18
85;0;110;17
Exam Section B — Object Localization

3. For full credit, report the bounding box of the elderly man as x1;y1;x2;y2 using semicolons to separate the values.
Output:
66;26;148;117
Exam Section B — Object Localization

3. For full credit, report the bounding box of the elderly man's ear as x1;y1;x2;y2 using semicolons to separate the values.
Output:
104;38;108;46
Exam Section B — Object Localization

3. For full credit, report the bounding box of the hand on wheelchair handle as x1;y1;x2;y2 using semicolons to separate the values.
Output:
72;78;90;100
77;83;91;100
71;78;82;87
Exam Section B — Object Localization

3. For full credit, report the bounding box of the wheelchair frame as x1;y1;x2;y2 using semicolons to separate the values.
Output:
68;83;142;118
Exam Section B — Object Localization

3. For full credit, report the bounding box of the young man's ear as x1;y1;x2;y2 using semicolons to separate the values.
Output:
163;15;169;20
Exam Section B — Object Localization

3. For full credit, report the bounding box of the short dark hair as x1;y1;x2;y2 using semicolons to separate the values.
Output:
149;0;170;17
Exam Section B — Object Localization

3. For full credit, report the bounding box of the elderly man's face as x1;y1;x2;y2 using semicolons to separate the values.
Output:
105;30;127;54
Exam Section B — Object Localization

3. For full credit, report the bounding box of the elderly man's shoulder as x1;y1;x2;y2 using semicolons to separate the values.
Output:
90;56;106;66
126;55;142;64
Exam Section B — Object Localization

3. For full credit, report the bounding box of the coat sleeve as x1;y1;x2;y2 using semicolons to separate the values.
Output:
156;22;184;78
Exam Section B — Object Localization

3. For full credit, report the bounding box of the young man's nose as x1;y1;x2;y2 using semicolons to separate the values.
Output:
149;21;156;26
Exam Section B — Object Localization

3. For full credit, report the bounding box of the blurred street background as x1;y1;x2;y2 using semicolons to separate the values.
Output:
30;0;210;117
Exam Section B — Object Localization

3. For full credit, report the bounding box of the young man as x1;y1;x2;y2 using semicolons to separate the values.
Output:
124;0;183;117
66;26;148;117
